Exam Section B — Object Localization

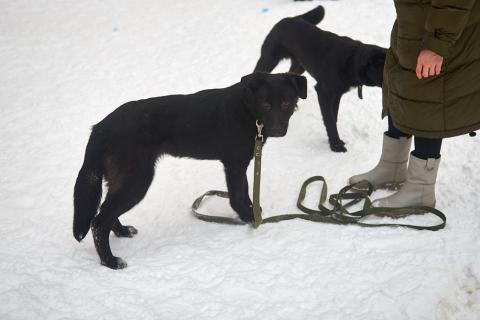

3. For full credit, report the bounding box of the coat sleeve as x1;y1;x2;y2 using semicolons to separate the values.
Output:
422;0;476;57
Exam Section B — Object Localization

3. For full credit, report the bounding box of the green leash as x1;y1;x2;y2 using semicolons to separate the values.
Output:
192;122;446;231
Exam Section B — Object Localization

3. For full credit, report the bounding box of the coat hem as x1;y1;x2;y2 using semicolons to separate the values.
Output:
392;119;480;139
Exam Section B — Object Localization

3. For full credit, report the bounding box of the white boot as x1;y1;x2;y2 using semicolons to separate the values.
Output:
372;154;440;208
349;134;412;190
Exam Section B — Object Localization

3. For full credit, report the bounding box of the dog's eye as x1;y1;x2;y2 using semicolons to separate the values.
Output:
262;103;272;112
281;101;290;110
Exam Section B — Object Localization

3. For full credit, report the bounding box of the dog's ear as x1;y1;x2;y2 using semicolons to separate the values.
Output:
368;50;387;68
288;74;307;99
364;50;386;86
241;72;266;88
240;72;265;106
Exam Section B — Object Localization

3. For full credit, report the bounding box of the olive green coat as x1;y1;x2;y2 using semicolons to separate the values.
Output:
383;0;480;138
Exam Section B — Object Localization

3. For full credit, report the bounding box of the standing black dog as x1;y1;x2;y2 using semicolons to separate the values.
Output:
73;72;307;269
254;6;386;152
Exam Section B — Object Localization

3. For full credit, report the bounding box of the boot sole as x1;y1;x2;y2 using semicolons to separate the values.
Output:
351;181;404;192
372;207;428;219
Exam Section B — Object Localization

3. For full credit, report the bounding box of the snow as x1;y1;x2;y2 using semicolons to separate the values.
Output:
1;0;479;319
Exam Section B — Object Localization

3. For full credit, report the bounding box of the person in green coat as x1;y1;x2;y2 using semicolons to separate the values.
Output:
349;0;480;208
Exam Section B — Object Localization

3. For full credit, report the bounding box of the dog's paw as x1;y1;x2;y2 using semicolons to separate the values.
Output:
113;225;138;238
239;214;254;224
330;142;347;152
239;208;255;224
101;257;128;270
331;145;347;152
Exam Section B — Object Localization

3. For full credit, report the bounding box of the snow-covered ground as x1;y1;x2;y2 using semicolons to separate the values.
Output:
1;0;479;319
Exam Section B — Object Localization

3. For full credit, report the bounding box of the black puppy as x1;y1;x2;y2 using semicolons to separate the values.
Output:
73;72;307;269
254;6;386;152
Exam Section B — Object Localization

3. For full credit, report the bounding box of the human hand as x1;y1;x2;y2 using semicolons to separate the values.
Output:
416;49;444;79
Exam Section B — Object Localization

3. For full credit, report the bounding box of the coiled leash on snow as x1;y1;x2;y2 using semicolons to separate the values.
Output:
192;121;446;231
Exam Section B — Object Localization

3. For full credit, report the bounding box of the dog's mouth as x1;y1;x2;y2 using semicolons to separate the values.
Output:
266;125;288;137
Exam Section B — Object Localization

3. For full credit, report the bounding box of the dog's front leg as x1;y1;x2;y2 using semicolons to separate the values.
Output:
315;86;347;152
223;162;253;223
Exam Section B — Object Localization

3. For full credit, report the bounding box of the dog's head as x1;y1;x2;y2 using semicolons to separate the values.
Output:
241;72;307;137
361;46;387;87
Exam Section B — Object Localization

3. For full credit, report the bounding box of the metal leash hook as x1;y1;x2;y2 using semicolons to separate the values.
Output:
256;120;264;142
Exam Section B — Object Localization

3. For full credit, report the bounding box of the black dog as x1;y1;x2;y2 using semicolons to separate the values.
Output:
254;6;386;152
73;72;307;269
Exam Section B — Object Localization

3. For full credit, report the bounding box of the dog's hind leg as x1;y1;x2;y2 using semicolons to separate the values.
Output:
315;85;346;152
91;159;155;269
289;58;306;75
223;161;253;223
333;94;342;123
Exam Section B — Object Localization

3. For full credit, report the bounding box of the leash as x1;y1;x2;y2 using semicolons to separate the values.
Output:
192;121;446;231
357;85;363;99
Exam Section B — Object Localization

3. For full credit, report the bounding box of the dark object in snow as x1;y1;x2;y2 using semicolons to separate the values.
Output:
254;5;386;152
469;132;476;137
73;72;307;269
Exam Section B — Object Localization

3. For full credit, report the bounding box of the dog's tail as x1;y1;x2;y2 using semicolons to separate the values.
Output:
297;5;325;25
73;127;104;242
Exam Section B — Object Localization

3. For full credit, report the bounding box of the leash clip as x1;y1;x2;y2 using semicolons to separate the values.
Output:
256;120;264;142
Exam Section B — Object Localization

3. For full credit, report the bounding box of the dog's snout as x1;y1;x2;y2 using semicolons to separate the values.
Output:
271;125;284;131
268;123;289;137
